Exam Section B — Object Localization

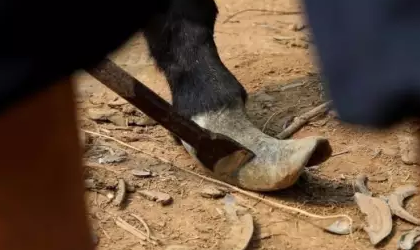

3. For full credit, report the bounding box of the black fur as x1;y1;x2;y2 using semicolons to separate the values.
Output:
143;0;247;119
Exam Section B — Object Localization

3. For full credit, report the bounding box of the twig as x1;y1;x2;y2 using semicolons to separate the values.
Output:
273;36;295;42
223;9;302;24
115;217;147;244
280;81;305;91
124;214;159;246
98;223;112;240
262;111;282;132
276;101;332;139
113;179;126;207
130;213;160;243
84;129;353;227
85;162;123;174
184;236;201;243
331;149;350;157
130;214;151;238
101;209;159;245
83;130;164;163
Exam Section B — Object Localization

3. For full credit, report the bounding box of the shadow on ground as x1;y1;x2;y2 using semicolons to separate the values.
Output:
245;75;355;206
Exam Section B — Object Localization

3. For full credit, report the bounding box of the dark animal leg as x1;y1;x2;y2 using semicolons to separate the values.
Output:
143;0;331;191
143;0;247;119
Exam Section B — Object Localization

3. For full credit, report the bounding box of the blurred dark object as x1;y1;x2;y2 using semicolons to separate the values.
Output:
303;0;420;128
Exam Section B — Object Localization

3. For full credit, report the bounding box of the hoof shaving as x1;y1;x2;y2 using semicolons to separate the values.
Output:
354;192;393;245
324;218;354;235
386;185;420;225
398;227;420;250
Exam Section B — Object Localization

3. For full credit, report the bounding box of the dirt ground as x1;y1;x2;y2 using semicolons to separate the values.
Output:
76;0;420;249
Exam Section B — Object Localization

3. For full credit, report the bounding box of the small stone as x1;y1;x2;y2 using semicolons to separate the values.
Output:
107;98;127;107
399;133;420;165
200;186;227;199
119;134;141;142
98;154;127;164
88;108;117;120
88;108;126;126
132;169;152;177
107;116;126;127
106;192;115;201
138;190;173;206
289;39;308;49
133;127;144;133
339;174;346;180
126;184;136;193
121;104;136;114
152;164;172;174
128;116;157;126
325;218;353;235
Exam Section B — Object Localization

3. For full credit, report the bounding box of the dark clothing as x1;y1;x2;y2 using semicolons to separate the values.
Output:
0;0;167;113
303;0;420;128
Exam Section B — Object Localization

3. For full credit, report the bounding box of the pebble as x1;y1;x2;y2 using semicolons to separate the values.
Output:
88;108;126;126
398;133;420;165
119;134;141;142
200;186;227;199
138;190;173;206
325;218;353;235
107;98;127;107
128;116;157;126
133;127;144;133
106;192;115;201
98;154;127;164
126;184;136;193
121;105;136;114
87;108;117;120
290;39;308;49
132;169;153;177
